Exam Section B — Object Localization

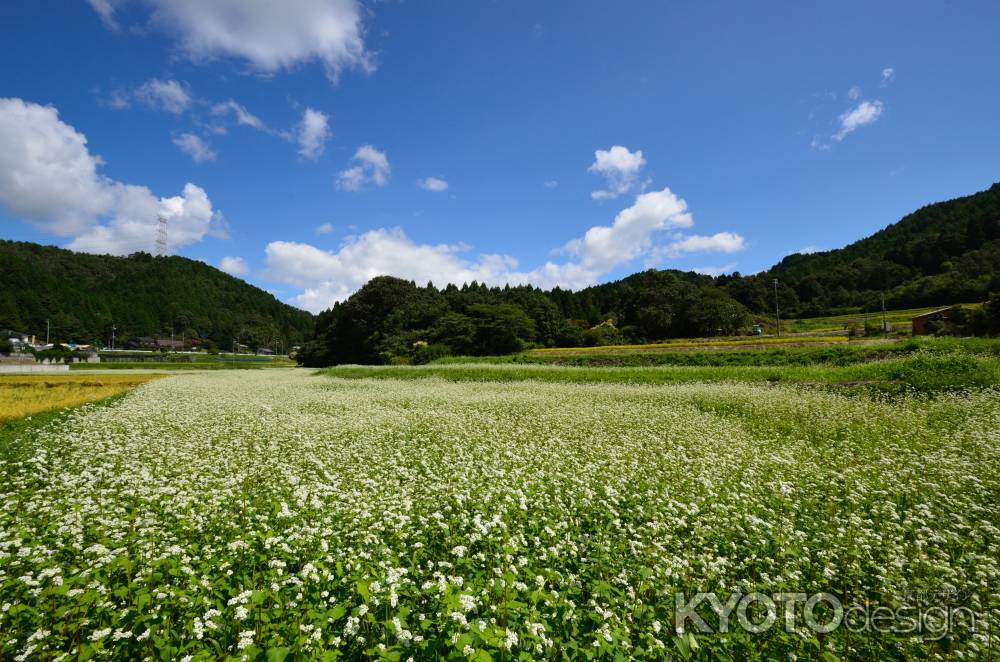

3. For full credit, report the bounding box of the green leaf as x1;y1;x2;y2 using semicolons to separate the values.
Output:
267;647;290;662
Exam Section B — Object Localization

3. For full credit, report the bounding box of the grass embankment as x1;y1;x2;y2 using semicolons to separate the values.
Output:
0;374;160;424
323;344;1000;393
503;337;1000;367
525;334;851;355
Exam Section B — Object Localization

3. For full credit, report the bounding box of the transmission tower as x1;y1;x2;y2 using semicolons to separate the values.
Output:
155;215;168;256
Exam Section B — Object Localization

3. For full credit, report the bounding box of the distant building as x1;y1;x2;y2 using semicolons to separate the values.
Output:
911;307;953;335
126;336;157;349
155;338;185;350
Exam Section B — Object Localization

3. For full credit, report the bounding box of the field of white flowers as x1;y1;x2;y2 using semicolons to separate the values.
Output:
1;371;998;660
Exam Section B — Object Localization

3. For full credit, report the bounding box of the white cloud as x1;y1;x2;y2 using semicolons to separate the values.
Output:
91;0;374;82
336;144;390;191
0;97;222;255
543;180;559;188
211;100;266;131
134;78;192;114
265;186;746;312
67;183;220;255
87;0;120;30
809;136;832;153
265;230;524;311
0;98;115;236
588;145;646;200
833;99;884;142
693;263;738;277
219;255;249;276
316;222;335;234
785;245;823;256
881;67;895;85
297;108;331;160
661;232;746;256
848;86;862;100
172;133;216;163
417;177;448;192
564;188;693;272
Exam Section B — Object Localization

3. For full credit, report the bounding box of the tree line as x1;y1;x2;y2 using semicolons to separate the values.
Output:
300;182;1000;365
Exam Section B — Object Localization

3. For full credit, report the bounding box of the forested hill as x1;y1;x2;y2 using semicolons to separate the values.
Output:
751;181;1000;315
300;182;1000;365
0;241;314;348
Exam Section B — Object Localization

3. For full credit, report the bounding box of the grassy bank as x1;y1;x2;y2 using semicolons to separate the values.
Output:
497;336;1000;367
322;349;1000;393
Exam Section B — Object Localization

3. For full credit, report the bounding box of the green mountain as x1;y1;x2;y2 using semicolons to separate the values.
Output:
746;181;1000;316
0;241;313;349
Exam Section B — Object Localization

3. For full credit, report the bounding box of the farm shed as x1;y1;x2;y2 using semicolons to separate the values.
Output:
911;307;953;335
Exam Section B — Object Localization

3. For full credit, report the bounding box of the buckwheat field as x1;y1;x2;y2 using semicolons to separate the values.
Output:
1;371;998;660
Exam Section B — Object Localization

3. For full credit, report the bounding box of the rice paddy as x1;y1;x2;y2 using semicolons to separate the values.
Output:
0;374;161;425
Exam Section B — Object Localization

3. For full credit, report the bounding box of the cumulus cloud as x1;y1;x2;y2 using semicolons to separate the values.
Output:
91;0;374;82
210;99;266;131
564;188;693;272
296;108;331;160
219;255;249;276
0;97;222;255
693;263;738;277
172;132;216;163
833;99;884;141
316;222;335;234
881;67;895;85
87;0;120;30
265;186;746;312
660;232;746;256
265;230;524;311
848;86;862;101
134;78;193;114
543;180;559;189
336;145;390;191
588;145;646;200
66;183;220;255
417;177;448;192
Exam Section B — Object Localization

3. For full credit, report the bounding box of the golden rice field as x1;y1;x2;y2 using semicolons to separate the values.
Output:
0;374;161;424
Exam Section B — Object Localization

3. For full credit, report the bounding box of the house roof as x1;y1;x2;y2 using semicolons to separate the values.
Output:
911;307;953;320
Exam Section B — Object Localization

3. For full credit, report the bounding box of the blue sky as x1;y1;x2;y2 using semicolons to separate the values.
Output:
2;1;999;312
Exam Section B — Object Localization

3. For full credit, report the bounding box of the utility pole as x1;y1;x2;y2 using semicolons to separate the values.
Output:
46;318;50;345
111;325;116;351
881;292;888;339
772;278;780;337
